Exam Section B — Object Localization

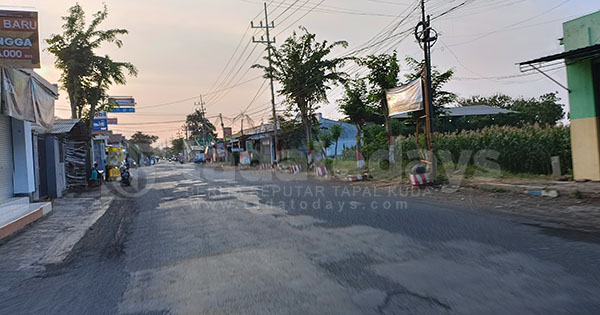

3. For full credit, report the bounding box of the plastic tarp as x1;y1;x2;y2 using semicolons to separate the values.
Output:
1;68;55;130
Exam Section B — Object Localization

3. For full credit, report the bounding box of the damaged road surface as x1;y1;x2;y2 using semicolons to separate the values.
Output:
1;164;600;314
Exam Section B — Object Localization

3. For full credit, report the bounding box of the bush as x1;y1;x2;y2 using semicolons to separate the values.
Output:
395;125;571;175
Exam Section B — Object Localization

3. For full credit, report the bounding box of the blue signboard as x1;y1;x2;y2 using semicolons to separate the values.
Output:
93;118;108;132
109;107;135;113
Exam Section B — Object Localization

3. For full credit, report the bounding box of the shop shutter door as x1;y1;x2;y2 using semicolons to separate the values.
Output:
0;115;14;202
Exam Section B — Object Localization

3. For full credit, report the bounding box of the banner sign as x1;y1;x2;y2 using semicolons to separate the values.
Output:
109;107;135;113
240;151;251;165
107;118;118;125
223;127;232;138
94;111;107;119
92;118;108;133
0;9;40;68
216;142;225;158
108;97;135;106
196;136;213;146
387;78;423;118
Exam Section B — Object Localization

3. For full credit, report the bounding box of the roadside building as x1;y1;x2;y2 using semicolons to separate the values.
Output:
242;123;277;164
316;113;359;157
0;68;58;240
31;119;89;195
520;10;600;181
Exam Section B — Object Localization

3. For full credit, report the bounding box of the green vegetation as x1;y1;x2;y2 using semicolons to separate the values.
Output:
253;26;348;155
400;125;571;175
336;124;571;178
46;3;137;133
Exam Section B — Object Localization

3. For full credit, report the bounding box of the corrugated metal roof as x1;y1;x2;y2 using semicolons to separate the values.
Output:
32;119;80;134
519;44;600;65
391;105;517;119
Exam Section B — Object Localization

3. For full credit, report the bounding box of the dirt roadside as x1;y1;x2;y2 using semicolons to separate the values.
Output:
351;177;600;235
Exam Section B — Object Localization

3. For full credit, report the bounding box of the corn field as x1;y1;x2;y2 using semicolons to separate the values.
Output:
396;125;572;175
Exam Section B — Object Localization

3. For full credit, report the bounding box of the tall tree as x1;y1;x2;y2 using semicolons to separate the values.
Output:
186;109;217;141
360;52;400;164
171;138;185;154
87;55;137;134
330;124;343;159
131;132;158;157
338;79;375;167
253;26;348;163
338;79;374;168
46;4;136;129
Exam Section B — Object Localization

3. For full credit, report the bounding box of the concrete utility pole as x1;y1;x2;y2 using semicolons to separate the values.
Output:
219;113;228;162
194;95;207;148
416;0;438;180
240;117;244;149
252;2;279;164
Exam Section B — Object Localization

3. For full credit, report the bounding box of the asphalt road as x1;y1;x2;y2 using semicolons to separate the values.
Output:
1;163;600;314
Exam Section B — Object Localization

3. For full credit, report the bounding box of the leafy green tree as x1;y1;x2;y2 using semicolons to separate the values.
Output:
338;78;376;167
131;131;158;157
458;92;565;127
86;55;137;133
186;109;217;141
254;27;348;161
329;124;343;158
319;130;333;154
360;52;400;163
171;138;185;154
403;56;456;111
46;4;136;131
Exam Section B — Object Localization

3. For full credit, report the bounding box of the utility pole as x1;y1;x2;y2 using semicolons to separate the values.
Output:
416;0;438;180
219;113;227;162
252;2;279;164
240;117;244;149
194;95;206;148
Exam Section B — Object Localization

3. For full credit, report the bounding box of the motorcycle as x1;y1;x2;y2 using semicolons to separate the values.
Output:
120;166;131;186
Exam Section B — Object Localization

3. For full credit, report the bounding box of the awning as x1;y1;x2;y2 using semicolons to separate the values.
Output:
519;44;600;65
248;132;272;140
1;68;58;130
32;119;80;135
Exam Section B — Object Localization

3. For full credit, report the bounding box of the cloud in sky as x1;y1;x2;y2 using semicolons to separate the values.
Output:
9;0;599;142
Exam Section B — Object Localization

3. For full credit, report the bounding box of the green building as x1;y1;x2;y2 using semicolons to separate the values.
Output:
521;10;600;181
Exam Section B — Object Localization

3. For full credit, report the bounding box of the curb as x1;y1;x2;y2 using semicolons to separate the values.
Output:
468;182;561;198
0;202;53;241
347;173;370;182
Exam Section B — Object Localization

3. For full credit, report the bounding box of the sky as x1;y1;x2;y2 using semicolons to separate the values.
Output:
8;0;600;144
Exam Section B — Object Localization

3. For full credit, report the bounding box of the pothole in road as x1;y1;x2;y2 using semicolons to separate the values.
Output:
379;291;451;315
320;253;451;315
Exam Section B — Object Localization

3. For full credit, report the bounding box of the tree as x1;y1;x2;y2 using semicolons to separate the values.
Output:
186;109;217;142
254;26;348;163
46;4;137;131
318;130;333;157
86;55;137;134
338;78;375;167
131;132;158;157
360;52;400;164
458;92;565;127
171;138;185;154
330;124;343;158
403;56;456;111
